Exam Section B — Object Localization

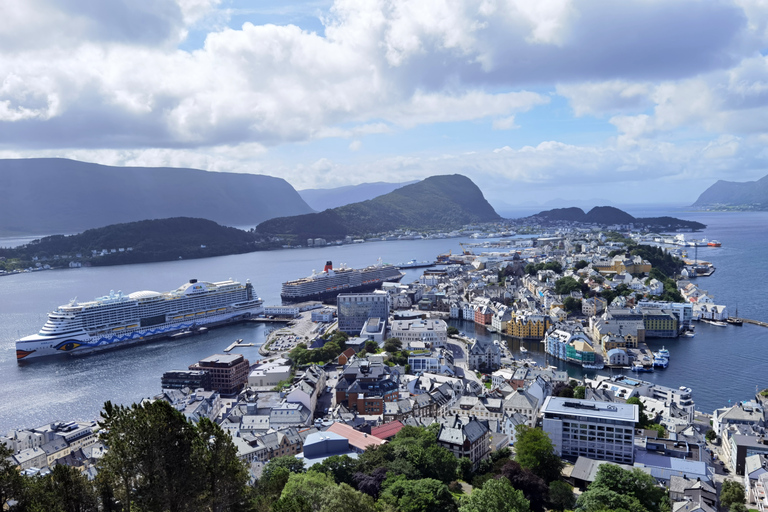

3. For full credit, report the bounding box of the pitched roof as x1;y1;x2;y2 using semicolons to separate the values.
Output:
371;421;405;440
326;422;387;451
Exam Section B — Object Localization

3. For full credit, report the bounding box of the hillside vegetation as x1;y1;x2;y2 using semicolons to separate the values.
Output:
256;174;501;240
0;218;267;268
528;206;705;230
693;173;768;210
0;158;313;236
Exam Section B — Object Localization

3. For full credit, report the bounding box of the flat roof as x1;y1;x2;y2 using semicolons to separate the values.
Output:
542;396;639;423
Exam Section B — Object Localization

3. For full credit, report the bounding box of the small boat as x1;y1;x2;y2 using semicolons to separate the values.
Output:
582;363;605;370
707;240;721;247
631;362;654;372
656;347;670;359
726;317;743;326
520;347;528;353
703;319;728;327
653;355;669;368
682;330;695;337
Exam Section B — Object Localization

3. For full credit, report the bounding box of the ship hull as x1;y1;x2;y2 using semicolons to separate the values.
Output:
16;302;262;361
281;275;403;304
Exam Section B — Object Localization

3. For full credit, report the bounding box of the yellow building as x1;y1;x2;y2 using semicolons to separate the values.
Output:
507;313;551;339
594;254;652;275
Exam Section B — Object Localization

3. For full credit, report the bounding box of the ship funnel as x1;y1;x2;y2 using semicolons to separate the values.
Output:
324;261;333;273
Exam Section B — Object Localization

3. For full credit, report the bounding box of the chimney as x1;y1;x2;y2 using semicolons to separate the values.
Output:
324;261;333;273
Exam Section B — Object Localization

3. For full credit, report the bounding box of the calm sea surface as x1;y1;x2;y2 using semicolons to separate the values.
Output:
1;210;767;432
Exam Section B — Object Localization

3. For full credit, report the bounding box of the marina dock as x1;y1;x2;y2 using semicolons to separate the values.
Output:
741;318;768;328
224;339;255;352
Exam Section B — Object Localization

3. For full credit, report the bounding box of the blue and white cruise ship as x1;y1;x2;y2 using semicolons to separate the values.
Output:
16;278;263;361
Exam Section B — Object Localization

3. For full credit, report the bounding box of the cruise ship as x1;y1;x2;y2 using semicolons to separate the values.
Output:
281;260;404;303
16;279;263;361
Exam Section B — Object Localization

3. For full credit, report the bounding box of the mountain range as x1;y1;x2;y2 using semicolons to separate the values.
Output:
693;173;768;209
0;158;313;235
527;206;706;230
256;174;501;240
298;181;418;211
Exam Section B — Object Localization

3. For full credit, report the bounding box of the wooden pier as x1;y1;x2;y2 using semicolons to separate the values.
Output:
224;339;255;352
741;318;768;328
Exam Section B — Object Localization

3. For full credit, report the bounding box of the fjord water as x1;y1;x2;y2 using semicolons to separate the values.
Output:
1;210;767;433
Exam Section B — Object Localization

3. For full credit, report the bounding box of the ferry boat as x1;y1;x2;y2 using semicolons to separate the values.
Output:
656;347;670;359
281;260;404;303
395;259;436;269
653;356;668;368
16;279;263;361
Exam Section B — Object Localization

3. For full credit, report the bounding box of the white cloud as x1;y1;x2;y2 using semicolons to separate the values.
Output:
349;140;362;151
492;116;518;130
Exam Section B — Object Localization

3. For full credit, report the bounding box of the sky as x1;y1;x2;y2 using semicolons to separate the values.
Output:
2;0;768;212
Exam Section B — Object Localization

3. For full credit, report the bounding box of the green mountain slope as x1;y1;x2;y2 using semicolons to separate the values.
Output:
0;158;313;236
693;174;768;209
0;218;262;267
256;174;500;239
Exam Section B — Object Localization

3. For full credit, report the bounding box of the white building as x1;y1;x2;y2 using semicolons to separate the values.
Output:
542;396;638;464
389;318;448;348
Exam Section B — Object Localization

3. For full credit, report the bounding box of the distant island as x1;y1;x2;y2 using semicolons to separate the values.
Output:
256;174;501;241
0;218;276;270
523;206;706;231
693;173;768;210
0;175;501;270
0;158;313;236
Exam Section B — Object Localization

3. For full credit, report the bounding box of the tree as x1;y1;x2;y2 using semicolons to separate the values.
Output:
577;464;669;512
384;337;403;353
574;260;589;270
313;454;360;487
720;480;746;510
17;464;98;512
364;340;379;353
458;477;530;512
97;400;205;512
705;429;717;443
273;470;375;512
378;476;457;512
456;457;473;482
0;443;23;509
196;418;251;512
97;400;251;512
498;460;548;512
548;480;576;511
573;385;586;399
353;467;388;498
555;277;581;295
447;326;460;336
553;382;574;398
562;296;581;314
513;425;564;483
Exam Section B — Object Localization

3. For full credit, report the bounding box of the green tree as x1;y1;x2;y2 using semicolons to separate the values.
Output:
573;385;586;399
705;429;717;443
562;296;581;314
196;418;251;512
555;277;581;295
0;443;23;509
574;260;589;270
458;478;530;512
97;400;250;512
514;425;564;483
577;464;669;512
379;476;457;512
313;454;360;487
384;337;403;353
273;471;374;512
17;464;98;512
364;340;379;353
456;457;473;482
720;480;746;510
447;326;460;336
548;480;576;511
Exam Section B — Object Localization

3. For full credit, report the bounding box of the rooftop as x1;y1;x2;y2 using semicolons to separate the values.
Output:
542;396;639;423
